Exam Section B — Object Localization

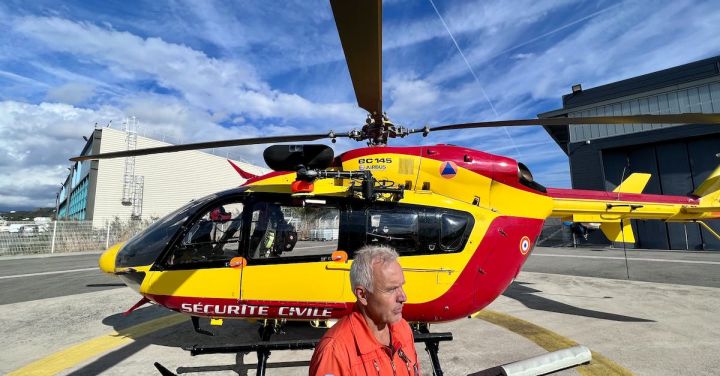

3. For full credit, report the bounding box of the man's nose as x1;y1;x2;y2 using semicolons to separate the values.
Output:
397;287;407;303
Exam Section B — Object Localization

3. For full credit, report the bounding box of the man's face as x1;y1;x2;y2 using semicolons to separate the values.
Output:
363;260;407;325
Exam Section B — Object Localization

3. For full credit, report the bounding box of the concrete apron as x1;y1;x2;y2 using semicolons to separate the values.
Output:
3;271;719;376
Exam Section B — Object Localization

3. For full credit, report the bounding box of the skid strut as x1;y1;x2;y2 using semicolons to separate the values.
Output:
415;324;452;376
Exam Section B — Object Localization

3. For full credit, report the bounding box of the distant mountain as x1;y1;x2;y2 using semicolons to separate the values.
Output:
0;208;56;221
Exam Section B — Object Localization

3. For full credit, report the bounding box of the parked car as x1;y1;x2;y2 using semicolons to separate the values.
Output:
18;225;42;237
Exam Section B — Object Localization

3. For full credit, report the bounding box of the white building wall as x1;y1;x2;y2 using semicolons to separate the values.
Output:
92;128;267;226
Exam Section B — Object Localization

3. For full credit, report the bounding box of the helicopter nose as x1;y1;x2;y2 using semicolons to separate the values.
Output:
98;242;124;274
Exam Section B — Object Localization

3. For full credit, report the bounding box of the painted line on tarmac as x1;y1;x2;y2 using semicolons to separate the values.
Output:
535;253;720;265
474;310;634;376
7;314;189;376
0;267;97;280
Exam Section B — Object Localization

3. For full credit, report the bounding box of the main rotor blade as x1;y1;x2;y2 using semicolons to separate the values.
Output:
425;113;720;132
330;0;382;116
70;133;343;161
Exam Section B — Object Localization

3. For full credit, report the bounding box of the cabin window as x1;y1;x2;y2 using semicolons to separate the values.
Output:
418;210;473;253
165;202;244;267
338;204;474;256
247;200;339;261
439;213;470;251
366;209;419;254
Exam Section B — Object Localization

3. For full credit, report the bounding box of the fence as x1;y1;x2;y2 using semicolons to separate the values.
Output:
536;218;573;247
0;219;152;257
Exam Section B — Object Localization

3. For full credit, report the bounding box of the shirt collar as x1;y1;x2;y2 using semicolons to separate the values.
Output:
349;306;405;355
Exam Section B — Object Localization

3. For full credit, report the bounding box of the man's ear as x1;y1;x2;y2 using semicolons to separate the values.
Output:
355;286;368;306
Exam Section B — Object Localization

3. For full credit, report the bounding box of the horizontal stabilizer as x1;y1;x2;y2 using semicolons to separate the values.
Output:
613;173;651;194
600;219;635;243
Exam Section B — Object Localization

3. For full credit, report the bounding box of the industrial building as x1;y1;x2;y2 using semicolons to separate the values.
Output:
57;119;267;227
539;55;720;250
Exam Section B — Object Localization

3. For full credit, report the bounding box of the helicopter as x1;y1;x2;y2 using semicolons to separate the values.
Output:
71;0;720;373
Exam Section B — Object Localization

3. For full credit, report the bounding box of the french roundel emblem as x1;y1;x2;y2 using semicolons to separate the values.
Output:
519;236;531;255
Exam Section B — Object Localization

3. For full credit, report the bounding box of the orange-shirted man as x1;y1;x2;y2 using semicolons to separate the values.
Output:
309;245;420;375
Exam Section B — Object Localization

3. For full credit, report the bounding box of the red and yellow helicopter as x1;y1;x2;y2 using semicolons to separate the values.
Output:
72;0;720;363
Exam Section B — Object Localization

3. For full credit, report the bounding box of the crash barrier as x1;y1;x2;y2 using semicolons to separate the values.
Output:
0;219;151;256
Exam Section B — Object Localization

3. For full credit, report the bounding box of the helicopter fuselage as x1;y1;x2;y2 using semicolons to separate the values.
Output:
102;144;555;322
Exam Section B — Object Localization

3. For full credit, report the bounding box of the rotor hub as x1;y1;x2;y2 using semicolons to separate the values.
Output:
351;112;410;146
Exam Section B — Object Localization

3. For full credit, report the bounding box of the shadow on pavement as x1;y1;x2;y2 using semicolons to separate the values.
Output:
67;306;322;375
503;282;655;322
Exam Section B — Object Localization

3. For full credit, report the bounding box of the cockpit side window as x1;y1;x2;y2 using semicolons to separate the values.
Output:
165;202;244;267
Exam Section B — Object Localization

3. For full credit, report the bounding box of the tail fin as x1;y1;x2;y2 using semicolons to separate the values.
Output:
227;159;258;180
613;173;651;193
600;219;635;243
693;165;720;209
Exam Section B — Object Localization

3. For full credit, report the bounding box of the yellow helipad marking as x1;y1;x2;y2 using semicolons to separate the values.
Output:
474;310;634;376
8;314;188;376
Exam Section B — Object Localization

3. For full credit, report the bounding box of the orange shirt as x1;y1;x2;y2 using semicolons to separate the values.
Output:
309;309;420;376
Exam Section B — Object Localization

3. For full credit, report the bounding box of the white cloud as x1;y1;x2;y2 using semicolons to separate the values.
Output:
0;101;119;208
12;15;361;124
385;76;440;121
478;1;720;105
384;0;574;51
46;82;95;104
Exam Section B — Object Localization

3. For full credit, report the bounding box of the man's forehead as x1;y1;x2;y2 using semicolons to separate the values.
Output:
372;260;404;283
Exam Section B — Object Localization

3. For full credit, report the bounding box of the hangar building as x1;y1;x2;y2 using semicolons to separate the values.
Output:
539;55;720;250
57;121;267;227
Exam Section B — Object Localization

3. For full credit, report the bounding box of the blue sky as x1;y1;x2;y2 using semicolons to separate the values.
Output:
1;0;719;210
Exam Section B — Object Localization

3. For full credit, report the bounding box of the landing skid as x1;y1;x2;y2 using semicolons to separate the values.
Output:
154;320;453;376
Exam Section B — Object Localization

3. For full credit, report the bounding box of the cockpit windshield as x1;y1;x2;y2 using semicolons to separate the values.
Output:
116;193;219;268
165;201;245;266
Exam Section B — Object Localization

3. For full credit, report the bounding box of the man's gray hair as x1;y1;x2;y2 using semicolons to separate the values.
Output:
350;245;399;293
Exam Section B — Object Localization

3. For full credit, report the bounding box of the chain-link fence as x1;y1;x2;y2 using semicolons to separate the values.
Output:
536;218;572;247
0;218;153;257
537;217;614;248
